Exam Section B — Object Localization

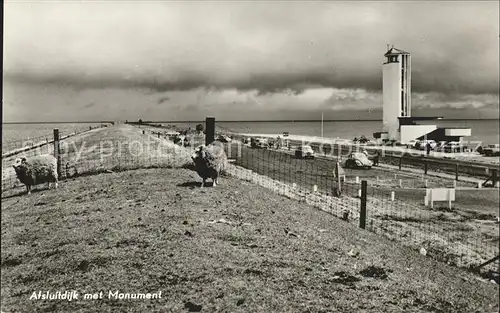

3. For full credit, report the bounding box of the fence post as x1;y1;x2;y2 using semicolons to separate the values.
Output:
455;164;459;181
359;180;367;229
205;117;215;146
53;129;61;179
424;161;428;175
336;162;342;196
398;157;402;170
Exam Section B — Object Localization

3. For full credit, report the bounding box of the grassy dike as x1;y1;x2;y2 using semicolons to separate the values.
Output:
1;124;498;313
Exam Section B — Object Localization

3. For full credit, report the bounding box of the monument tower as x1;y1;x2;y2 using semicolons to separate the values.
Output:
382;46;411;140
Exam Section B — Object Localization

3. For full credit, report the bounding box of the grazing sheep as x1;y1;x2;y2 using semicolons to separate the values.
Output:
191;143;227;187
12;155;59;195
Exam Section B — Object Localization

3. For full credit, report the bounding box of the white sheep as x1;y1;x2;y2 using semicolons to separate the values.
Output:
12;155;59;195
191;143;227;187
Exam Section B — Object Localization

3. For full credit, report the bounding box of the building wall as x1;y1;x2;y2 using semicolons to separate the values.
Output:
445;128;471;137
383;62;402;140
400;54;411;117
400;125;438;144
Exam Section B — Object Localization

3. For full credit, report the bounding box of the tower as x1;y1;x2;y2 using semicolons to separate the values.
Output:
382;46;411;140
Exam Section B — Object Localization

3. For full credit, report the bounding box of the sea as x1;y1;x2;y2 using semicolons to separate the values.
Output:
1;120;498;151
1;123;102;152
177;119;499;146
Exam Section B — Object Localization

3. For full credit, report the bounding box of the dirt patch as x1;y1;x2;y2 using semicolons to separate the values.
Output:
359;266;392;280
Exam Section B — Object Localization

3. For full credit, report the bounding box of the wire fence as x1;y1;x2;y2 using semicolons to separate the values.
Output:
1;126;106;192
2;134;54;154
221;140;498;276
1;124;498;279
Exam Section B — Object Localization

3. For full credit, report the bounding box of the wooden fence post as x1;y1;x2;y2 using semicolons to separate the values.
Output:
359;180;367;229
205;117;215;146
424;161;428;175
398;157;402;170
53;129;61;179
455;164;459;181
336;162;342;195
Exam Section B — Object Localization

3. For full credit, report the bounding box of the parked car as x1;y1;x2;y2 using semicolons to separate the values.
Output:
434;141;447;152
416;140;437;150
482;144;500;156
253;138;268;149
443;141;462;153
217;135;232;143
295;145;315;159
363;149;380;166
407;140;420;149
344;152;373;169
359;140;378;147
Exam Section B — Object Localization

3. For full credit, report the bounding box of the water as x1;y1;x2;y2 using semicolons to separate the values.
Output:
2;122;102;152
160;119;499;146
3;120;497;148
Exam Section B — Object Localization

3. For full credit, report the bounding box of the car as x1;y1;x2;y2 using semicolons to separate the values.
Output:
443;141;462;153
252;138;268;149
344;152;373;169
417;140;437;150
482;144;500;156
434;141;448;151
295;145;315;159
407;140;420;149
362;149;380;165
363;140;379;147
217;135;232;143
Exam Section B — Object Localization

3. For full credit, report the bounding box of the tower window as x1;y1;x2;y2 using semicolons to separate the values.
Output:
386;56;399;63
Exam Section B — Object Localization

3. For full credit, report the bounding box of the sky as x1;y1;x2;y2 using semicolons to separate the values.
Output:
3;1;499;122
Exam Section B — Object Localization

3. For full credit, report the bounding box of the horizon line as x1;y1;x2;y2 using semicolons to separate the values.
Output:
2;118;500;124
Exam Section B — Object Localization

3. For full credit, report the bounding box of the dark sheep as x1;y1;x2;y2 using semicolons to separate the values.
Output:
191;143;227;187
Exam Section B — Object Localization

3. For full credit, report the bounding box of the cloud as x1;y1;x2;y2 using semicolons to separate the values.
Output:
84;102;95;108
412;92;499;110
4;1;499;96
3;1;499;122
157;96;170;105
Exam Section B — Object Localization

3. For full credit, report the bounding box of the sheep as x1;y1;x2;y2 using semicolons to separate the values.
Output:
12;155;59;195
191;143;227;187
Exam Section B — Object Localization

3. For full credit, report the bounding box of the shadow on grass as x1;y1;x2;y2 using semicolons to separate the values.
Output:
177;181;215;188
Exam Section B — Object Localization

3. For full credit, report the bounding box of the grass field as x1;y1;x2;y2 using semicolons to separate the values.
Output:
1;167;498;313
1;124;498;312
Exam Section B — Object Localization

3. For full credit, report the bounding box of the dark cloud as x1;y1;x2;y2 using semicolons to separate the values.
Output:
84;102;95;108
4;1;499;96
157;96;170;104
3;1;498;122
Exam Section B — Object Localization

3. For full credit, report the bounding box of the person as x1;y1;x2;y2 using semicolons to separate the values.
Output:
426;142;431;155
373;150;380;166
